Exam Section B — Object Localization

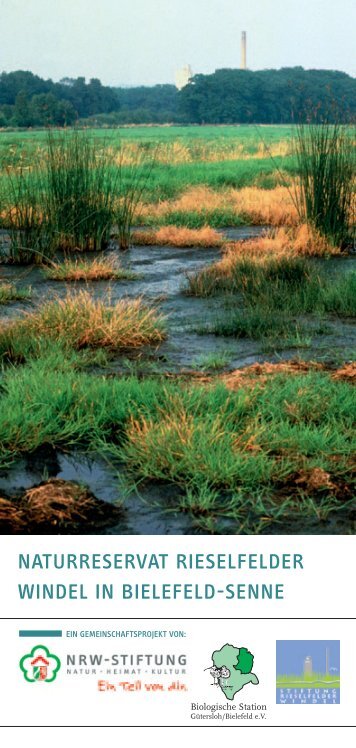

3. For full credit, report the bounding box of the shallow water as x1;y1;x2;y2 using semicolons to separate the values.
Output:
0;449;196;535
0;232;355;534
1;232;355;373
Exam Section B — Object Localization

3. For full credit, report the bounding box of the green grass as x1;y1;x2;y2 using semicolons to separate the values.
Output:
0;352;354;532
277;673;340;687
142;208;247;229
0;124;354;534
0;126;299;207
206;309;308;341
188;257;356;343
191;351;233;371
260;331;313;353
187;255;313;298
138;157;297;201
0;156;296;211
0;124;296;158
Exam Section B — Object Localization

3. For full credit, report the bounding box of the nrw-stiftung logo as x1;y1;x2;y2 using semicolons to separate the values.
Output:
19;645;61;683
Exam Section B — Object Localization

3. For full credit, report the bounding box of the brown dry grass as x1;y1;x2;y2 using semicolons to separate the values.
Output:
295;468;336;491
0;480;123;533
24;479;97;526
229;185;298;225
141;186;229;218
111;140;291;166
214;360;356;392
133;225;224;248
186;225;337;295
220;361;324;391
1;291;166;350
139;184;298;226
332;363;356;382
0;497;25;532
217;226;338;270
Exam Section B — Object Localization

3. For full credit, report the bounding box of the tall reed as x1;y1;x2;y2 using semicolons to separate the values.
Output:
46;130;117;251
294;120;355;248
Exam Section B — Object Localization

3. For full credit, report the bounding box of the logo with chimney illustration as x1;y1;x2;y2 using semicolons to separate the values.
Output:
19;645;61;683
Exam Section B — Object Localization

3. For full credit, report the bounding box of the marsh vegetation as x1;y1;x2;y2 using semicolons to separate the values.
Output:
0;125;354;535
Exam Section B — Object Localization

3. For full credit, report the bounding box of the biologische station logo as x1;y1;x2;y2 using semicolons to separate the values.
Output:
205;643;259;701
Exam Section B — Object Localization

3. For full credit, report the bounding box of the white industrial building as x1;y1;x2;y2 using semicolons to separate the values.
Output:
175;65;193;90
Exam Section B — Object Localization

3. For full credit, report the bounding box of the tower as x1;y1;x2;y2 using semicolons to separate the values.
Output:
304;656;313;675
175;65;193;91
241;31;247;70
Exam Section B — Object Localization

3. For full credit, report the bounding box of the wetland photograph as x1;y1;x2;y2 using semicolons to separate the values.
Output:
0;0;355;536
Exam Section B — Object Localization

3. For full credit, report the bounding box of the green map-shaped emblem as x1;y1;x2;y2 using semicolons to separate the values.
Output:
210;643;259;701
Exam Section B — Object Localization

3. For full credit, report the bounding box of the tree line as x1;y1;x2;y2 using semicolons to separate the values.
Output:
179;68;356;124
0;67;354;128
0;71;118;127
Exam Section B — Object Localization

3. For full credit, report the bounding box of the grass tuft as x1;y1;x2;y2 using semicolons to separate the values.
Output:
0;291;166;355
0;283;32;304
42;256;138;282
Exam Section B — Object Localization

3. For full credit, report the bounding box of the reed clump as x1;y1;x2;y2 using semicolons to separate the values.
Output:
0;131;156;261
294;121;355;248
46;130;117;252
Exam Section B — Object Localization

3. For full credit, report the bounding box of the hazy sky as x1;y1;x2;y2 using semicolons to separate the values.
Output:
0;0;355;85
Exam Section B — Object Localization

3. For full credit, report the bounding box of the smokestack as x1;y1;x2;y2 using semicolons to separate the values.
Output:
241;31;247;70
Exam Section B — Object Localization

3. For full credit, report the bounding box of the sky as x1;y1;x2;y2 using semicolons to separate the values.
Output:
0;0;355;86
276;641;340;676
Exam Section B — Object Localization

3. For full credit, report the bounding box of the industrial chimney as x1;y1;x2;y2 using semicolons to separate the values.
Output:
241;31;247;70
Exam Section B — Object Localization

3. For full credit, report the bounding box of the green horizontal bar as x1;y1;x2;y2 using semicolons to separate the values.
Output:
19;630;62;637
